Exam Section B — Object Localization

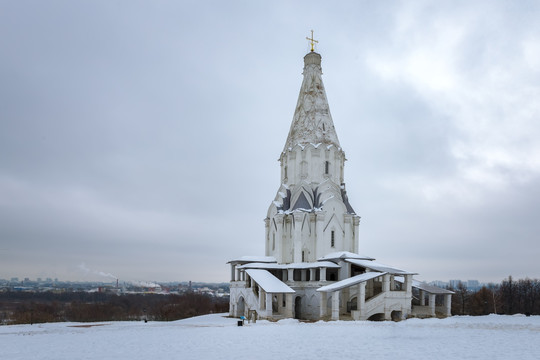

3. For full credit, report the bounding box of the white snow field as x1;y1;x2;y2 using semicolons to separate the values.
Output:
2;314;539;360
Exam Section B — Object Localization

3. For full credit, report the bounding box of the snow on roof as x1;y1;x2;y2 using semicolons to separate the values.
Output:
287;261;341;269
394;277;454;294
317;272;387;293
245;269;295;294
346;259;416;275
238;262;283;270
227;256;277;264
318;251;375;261
238;261;340;270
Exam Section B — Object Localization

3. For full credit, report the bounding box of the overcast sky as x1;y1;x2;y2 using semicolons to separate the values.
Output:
1;1;539;284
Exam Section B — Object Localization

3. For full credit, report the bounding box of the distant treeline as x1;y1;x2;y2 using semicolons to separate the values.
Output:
451;276;540;316
0;291;229;325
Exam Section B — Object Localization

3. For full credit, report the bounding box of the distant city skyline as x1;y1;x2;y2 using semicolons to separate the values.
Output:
2;1;540;283
0;275;507;289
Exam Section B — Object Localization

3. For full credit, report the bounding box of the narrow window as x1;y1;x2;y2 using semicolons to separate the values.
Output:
302;251;305;262
331;230;335;247
284;166;287;179
325;161;329;174
272;233;275;250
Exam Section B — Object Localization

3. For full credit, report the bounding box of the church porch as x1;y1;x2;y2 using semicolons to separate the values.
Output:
230;268;296;320
317;272;414;321
409;282;454;318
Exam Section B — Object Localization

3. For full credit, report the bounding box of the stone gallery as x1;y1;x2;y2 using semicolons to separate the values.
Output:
229;36;452;321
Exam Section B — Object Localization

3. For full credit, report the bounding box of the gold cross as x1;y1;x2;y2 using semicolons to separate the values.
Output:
306;30;318;52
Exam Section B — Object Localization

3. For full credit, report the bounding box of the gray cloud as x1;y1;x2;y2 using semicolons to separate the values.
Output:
1;1;539;283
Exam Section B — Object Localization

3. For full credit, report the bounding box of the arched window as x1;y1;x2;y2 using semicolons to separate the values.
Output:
331;230;335;247
284;166;288;179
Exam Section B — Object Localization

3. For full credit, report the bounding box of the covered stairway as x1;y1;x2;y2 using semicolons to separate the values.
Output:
317;272;413;321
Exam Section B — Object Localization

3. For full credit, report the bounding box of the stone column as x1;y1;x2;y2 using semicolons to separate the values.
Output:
420;290;426;306
285;294;293;318
320;267;327;281
236;268;241;282
332;291;340;320
259;287;264;311
287;268;294;283
428;293;436;317
383;274;390;293
338;260;349;281
282;269;288;282
230;264;236;282
342;287;349;311
357;282;366;319
310;268;316;281
319;292;327;318
443;294;452;317
404;274;413;296
266;293;273;317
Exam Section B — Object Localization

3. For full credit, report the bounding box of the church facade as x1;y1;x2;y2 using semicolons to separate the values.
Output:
228;46;452;321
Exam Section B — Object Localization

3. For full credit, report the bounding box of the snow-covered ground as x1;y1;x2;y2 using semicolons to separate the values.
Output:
2;314;539;359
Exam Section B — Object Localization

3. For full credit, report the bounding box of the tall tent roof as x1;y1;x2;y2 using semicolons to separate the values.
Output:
283;52;340;152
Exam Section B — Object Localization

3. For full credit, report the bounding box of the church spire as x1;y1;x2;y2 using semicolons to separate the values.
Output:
283;49;340;152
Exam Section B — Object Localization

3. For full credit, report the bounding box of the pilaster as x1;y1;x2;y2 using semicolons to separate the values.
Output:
320;292;327;318
274;214;284;263
353;216;360;253
293;213;303;262
285;294;293;317
315;212;326;259
264;218;270;255
344;214;352;252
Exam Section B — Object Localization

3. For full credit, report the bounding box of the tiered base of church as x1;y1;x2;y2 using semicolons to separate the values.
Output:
228;253;453;321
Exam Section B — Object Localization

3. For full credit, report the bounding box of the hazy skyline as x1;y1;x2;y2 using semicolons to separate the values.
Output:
1;1;540;283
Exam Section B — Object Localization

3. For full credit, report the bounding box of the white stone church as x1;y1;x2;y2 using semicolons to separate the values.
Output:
229;45;453;321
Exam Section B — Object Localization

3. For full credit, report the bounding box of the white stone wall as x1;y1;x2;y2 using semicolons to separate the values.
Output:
280;144;345;186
